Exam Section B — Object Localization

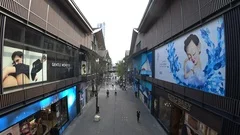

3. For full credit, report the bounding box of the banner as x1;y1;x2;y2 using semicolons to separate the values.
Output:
140;52;152;77
2;46;47;88
155;17;225;96
81;61;87;75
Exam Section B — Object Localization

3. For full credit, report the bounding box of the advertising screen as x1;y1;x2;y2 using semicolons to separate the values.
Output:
2;46;47;88
155;17;225;96
0;86;77;133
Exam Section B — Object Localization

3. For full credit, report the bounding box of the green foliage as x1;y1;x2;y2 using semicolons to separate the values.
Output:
116;60;126;77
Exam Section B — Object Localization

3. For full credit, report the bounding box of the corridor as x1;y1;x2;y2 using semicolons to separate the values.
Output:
63;81;166;135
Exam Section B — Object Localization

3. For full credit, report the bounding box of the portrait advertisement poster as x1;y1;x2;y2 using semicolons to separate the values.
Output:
0;123;20;135
155;17;225;96
81;61;87;75
2;46;47;88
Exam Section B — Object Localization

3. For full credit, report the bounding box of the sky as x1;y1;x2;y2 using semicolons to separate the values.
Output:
74;0;149;64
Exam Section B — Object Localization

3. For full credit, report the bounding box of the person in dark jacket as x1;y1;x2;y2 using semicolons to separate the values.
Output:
137;110;141;122
31;55;47;81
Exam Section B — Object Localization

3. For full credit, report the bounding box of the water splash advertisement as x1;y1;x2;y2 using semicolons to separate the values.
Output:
140;52;153;77
155;17;225;96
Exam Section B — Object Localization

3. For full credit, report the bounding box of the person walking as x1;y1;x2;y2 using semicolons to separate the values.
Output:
137;110;141;123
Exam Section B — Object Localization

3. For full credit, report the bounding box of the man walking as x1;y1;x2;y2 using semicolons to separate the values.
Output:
137;110;141;123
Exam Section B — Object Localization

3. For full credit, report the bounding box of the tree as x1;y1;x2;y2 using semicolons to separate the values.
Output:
116;60;126;80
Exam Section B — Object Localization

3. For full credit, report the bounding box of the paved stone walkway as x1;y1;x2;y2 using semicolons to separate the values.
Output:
63;80;167;135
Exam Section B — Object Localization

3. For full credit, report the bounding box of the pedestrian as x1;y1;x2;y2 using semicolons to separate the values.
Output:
137;110;141;122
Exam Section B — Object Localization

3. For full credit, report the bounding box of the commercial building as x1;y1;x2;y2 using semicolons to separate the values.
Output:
129;0;240;135
0;0;110;134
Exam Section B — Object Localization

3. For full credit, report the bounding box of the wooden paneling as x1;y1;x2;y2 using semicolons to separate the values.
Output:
222;118;240;135
0;0;28;19
203;93;236;114
25;85;44;100
199;0;233;19
73;77;78;83
172;84;184;95
65;78;73;86
1;0;90;49
43;83;56;94
224;7;240;100
29;0;48;29
56;80;66;89
134;0;233;54
0;90;24;109
185;87;203;102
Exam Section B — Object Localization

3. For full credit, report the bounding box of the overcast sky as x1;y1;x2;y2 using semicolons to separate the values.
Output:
74;0;148;64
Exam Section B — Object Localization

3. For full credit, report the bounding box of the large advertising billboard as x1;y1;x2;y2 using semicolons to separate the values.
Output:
2;46;47;88
155;17;225;96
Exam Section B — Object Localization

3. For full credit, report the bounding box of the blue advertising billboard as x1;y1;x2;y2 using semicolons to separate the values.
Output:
0;86;77;133
140;51;152;77
155;17;225;96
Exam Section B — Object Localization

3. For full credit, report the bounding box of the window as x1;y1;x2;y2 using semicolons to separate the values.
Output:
158;97;171;130
56;41;65;53
43;36;55;51
25;27;43;48
46;51;56;81
5;18;24;42
3;17;77;91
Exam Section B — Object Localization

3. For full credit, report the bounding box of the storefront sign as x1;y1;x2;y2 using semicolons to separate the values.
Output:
168;94;192;111
51;62;71;68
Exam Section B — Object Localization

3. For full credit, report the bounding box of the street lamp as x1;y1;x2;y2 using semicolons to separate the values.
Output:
95;58;99;114
123;60;127;88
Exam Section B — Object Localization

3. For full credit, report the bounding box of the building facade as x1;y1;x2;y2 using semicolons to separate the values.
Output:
129;0;240;135
0;0;110;134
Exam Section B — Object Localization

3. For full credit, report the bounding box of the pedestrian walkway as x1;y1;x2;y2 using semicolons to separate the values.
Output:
63;81;167;135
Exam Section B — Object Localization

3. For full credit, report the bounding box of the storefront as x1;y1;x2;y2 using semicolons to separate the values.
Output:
0;86;77;135
152;86;222;135
139;80;152;110
86;81;93;103
79;82;87;110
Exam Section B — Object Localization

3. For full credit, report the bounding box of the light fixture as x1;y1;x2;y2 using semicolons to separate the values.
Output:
164;102;171;108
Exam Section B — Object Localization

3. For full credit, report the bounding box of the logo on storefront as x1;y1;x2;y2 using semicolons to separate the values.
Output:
168;94;192;111
51;62;71;68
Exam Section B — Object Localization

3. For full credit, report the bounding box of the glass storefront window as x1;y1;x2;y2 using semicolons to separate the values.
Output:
25;27;43;48
5;18;24;42
2;17;78;91
17;97;69;135
158;97;172;130
179;113;218;135
43;36;55;51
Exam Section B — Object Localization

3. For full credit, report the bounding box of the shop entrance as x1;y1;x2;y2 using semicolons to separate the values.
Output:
170;106;184;135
